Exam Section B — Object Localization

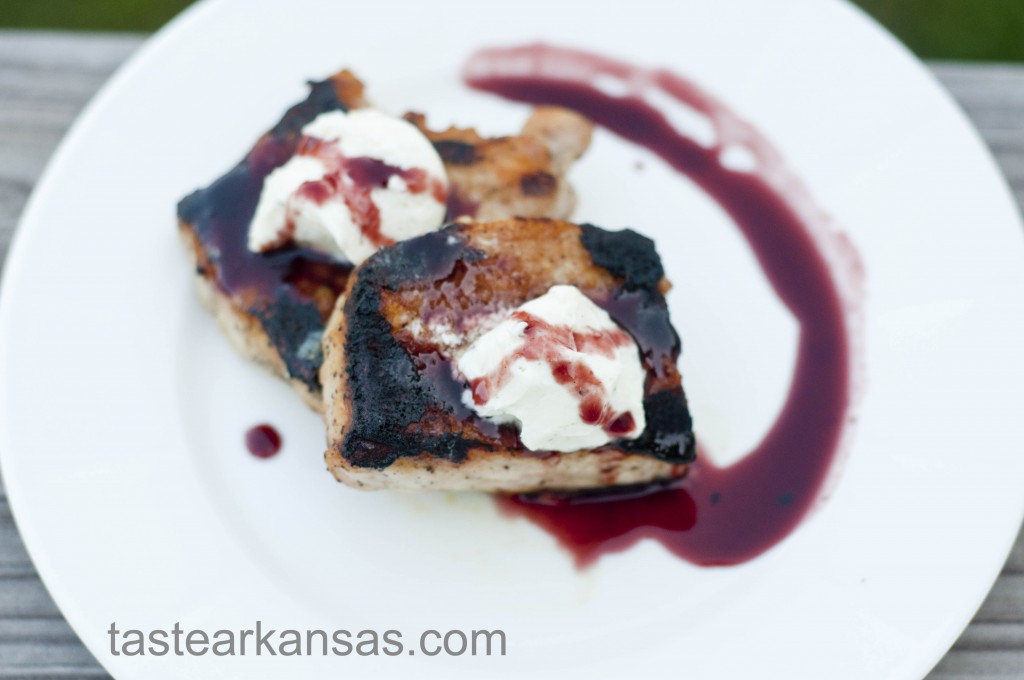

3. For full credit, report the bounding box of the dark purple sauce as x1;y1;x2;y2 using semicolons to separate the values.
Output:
191;133;356;301
467;44;859;566
345;156;431;192
245;424;282;459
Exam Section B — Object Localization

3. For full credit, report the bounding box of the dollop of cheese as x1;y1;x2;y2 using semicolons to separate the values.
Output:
456;285;646;452
248;109;448;264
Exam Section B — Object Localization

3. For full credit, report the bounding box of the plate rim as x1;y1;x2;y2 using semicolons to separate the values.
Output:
1;1;1022;678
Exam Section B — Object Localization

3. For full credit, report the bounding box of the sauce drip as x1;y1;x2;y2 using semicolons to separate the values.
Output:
245;424;282;459
466;44;861;567
470;310;639;437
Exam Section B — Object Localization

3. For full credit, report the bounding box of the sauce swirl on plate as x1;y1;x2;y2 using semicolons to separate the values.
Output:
466;44;864;566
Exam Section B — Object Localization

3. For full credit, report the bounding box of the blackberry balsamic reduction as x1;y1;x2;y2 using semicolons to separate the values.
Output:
467;44;860;566
245;424;282;459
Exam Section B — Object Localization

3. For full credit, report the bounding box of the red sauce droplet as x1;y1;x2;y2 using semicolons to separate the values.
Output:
579;397;604;424
607;412;635;434
472;310;637;437
471;378;490;406
245;424;282;459
466;44;860;567
550;361;572;384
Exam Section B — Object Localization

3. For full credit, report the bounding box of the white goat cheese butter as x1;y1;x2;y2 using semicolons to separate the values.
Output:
456;285;646;452
248;109;448;264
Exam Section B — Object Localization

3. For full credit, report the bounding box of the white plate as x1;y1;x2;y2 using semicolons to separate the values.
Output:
3;0;1024;678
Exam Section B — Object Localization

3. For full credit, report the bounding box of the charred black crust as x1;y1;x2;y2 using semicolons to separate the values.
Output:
577;225;692;462
252;291;325;390
433;140;479;166
341;279;475;469
358;224;483;291
339;221;696;469
269;78;349;139
618;388;696;462
579;224;665;291
341;225;488;467
589;282;692;463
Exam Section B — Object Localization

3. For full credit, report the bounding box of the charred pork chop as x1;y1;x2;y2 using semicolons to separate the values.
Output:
321;218;695;492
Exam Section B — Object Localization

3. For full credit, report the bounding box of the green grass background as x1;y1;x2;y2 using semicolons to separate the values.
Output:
1;0;1021;62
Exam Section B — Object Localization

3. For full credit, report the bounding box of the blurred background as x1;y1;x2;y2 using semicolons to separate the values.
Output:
1;0;1023;62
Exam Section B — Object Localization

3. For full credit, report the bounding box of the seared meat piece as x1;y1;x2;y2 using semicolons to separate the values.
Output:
405;106;591;222
321;218;695;492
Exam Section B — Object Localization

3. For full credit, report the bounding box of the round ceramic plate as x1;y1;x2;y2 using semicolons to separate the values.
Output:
3;0;1024;678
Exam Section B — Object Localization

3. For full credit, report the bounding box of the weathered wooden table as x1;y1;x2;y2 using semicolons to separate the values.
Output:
0;31;1021;680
